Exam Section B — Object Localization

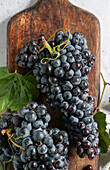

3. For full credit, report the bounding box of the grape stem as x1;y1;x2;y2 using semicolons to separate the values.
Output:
39;36;53;55
15;70;17;73
1;128;25;164
25;70;33;76
7;133;25;151
39;28;70;64
1;129;26;151
97;73;110;111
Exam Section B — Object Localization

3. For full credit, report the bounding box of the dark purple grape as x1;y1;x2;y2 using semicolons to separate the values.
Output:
88;152;95;160
84;165;93;170
12;115;23;127
82;129;90;137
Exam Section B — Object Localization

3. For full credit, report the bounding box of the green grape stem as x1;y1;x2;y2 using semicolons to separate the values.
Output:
98;73;110;111
7;133;25;151
39;36;53;55
39;28;70;64
1;129;25;151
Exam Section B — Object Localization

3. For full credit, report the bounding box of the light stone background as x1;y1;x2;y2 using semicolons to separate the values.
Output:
0;0;110;169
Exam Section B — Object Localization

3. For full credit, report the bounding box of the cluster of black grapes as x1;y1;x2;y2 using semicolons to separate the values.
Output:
0;102;70;170
15;30;100;161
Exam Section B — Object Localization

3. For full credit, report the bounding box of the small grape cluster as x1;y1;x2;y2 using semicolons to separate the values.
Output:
15;30;100;160
15;40;39;68
0;102;70;170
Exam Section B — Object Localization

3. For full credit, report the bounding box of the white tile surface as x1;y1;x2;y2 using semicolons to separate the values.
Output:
0;0;110;169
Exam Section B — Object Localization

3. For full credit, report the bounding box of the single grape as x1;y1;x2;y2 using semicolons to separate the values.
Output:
33;130;45;142
26;145;37;158
37;144;48;154
28;160;38;169
25;111;37;122
22;137;33;148
85;165;93;170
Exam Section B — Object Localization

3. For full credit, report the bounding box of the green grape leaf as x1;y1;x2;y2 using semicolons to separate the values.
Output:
0;67;39;111
0;67;10;80
99;131;110;153
94;111;107;132
94;111;110;153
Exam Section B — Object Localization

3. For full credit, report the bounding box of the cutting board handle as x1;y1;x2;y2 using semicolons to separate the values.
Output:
31;0;71;8
34;0;69;4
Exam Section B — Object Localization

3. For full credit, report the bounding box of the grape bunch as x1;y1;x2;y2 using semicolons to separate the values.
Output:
0;102;70;170
15;30;100;160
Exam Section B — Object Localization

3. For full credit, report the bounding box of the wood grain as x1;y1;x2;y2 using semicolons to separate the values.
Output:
7;0;100;169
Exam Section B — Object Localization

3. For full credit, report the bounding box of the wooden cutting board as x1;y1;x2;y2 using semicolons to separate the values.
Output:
7;0;100;169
